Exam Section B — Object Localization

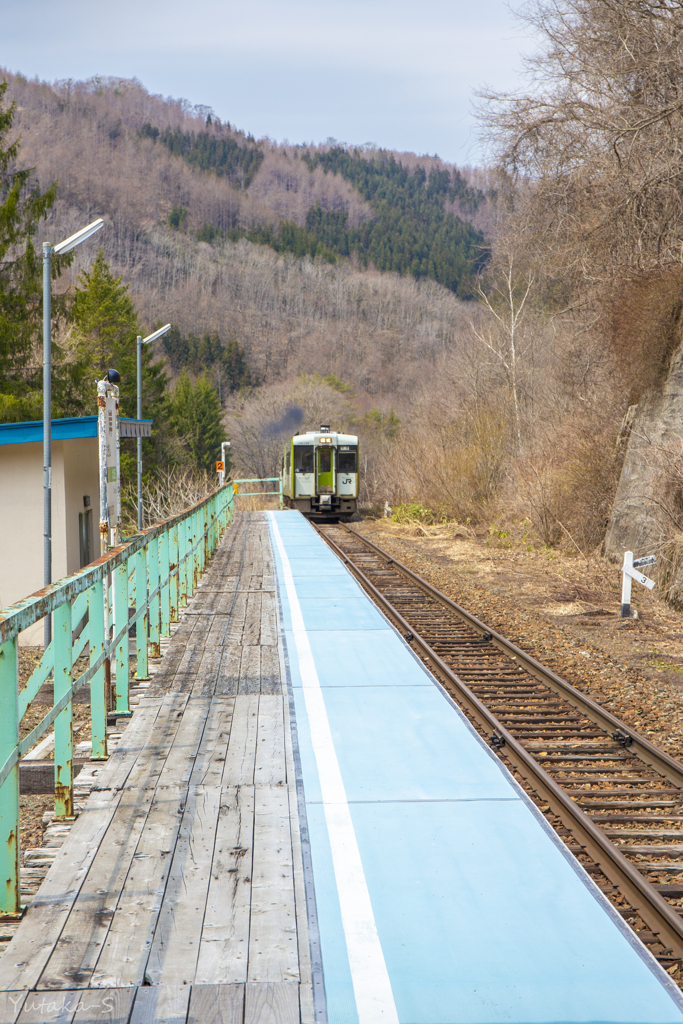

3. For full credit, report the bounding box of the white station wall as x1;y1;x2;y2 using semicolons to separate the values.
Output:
0;437;99;645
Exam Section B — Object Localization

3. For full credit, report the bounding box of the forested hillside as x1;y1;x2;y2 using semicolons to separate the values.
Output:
139;122;264;187
6;72;486;299
1;71;483;391
174;141;488;296
0;71;490;517
0;64;638;568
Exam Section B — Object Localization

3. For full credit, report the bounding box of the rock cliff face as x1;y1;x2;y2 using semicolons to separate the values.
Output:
605;338;683;568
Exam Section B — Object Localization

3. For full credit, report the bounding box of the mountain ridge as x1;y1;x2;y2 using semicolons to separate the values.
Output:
6;71;490;297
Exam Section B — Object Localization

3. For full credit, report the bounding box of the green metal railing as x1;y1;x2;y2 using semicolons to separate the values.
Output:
232;477;283;509
0;484;234;916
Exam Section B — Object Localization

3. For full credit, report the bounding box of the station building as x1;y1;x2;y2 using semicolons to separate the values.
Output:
0;417;100;643
0;414;150;644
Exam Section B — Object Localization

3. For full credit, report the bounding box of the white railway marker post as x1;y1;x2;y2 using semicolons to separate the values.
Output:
621;551;656;617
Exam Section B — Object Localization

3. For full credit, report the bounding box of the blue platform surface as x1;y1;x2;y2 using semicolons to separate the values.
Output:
268;511;683;1024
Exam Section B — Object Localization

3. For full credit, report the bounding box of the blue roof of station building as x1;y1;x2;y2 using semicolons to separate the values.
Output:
0;416;152;446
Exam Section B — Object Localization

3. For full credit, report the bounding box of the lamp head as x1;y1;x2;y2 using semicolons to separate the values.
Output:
107;368;121;384
53;218;104;256
142;323;172;345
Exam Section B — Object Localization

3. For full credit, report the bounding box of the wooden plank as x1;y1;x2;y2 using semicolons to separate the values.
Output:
247;786;299;984
213;581;242;616
91;691;188;794
38;785;157;990
259;647;281;696
242;593;262;647
244;982;300;1024
145;785;221;986
172;616;201;644
259;592;277;648
4;515;303;1012
283;690;314;1024
247;574;264;596
205;611;233;649
242;529;257;575
254;696;286;788
90;786;185;988
122;694;191;792
0;790;121;991
221;696;259;787
166;621;198;650
129;985;190;1024
154;673;194;695
238;647;261;696
173;633;212;679
73;988;137;1023
194;786;255;985
224;593;248;645
20;759;89;796
190;700;235;788
147;647;187;694
215;646;241;698
16;985;139;1024
209;574;240;590
187;984;244;1024
191;586;222;612
0;993;27;1024
154;699;211;789
90;705;165;793
190;647;223;698
248;525;262;564
16;990;79;1024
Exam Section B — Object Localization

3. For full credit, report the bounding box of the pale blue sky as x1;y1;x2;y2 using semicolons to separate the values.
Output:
1;0;533;163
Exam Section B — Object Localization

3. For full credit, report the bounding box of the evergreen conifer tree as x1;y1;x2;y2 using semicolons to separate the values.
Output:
70;250;169;482
167;371;227;473
70;250;168;420
0;81;77;422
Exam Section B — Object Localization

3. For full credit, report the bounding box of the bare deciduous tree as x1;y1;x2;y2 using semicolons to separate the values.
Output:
471;256;535;445
477;0;683;287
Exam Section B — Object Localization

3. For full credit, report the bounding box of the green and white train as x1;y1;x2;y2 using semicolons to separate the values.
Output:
281;425;359;519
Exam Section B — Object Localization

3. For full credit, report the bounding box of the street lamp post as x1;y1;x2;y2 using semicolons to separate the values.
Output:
137;324;171;531
43;218;104;648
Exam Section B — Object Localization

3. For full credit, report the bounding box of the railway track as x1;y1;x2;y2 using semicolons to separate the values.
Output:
315;522;683;983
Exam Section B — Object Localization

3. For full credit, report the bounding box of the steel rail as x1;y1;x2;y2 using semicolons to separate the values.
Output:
341;527;683;788
314;523;683;960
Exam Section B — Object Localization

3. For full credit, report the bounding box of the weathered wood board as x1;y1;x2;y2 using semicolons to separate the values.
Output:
0;515;311;1022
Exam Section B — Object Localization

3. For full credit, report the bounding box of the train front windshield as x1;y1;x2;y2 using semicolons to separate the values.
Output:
337;446;357;473
294;446;314;473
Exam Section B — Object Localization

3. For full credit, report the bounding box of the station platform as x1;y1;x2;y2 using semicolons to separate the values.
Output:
269;511;683;1024
1;511;683;1024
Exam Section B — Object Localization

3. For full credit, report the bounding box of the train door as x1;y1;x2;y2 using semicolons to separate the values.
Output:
294;444;314;497
316;444;335;495
336;445;358;497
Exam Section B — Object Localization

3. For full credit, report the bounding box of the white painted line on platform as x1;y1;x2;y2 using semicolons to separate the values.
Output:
270;513;399;1024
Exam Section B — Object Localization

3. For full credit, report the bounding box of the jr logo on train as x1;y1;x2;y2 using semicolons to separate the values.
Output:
280;424;359;520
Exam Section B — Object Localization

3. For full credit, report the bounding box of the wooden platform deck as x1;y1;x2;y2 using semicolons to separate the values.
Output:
0;514;314;1024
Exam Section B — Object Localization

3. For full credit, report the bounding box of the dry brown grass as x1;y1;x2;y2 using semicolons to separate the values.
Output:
122;468;218;533
232;493;281;513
